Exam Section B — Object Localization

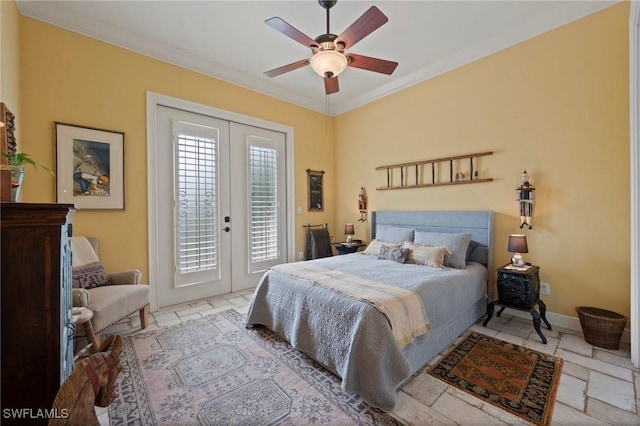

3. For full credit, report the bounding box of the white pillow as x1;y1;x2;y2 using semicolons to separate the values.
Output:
362;239;401;256
403;242;450;268
413;231;472;269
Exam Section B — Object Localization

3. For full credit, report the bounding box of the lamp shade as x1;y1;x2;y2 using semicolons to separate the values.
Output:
310;50;348;78
344;223;355;236
507;234;528;254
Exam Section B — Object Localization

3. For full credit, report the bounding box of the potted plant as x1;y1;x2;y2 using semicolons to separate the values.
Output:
1;151;54;202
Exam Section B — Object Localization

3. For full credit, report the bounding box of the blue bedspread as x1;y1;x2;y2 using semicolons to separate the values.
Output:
245;253;487;410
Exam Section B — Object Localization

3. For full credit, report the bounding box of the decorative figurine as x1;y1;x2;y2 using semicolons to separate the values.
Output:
516;170;535;229
358;187;367;222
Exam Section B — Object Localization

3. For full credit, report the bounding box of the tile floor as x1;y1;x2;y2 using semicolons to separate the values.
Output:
92;290;640;425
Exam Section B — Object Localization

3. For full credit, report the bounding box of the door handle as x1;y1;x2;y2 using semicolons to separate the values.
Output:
223;227;230;232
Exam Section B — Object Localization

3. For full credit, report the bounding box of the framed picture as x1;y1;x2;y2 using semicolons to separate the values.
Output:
307;169;324;211
55;122;125;210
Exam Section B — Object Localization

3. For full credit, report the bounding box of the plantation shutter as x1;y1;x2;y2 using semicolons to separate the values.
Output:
245;136;284;274
173;120;221;286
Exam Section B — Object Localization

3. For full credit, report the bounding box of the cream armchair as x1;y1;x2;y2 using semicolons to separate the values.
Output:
71;236;149;348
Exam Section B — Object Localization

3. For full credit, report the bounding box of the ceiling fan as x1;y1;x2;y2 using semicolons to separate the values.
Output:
264;0;398;95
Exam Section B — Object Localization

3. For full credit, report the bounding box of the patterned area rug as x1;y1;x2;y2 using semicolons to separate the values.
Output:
109;309;399;425
428;331;563;426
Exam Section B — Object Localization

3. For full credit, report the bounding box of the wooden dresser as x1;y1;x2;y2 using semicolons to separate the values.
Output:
1;202;75;424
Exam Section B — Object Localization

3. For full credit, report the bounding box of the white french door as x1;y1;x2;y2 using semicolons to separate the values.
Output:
154;105;287;307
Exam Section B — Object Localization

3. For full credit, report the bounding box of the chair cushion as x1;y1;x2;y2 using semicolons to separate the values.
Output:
87;285;149;333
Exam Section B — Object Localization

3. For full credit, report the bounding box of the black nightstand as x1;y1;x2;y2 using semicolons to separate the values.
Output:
333;242;366;255
483;264;552;343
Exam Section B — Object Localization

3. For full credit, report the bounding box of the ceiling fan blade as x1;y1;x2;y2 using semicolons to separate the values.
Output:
265;17;318;49
347;53;398;75
324;76;339;95
264;59;310;78
335;6;388;50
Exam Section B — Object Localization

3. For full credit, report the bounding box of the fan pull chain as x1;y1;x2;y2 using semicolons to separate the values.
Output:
325;95;330;132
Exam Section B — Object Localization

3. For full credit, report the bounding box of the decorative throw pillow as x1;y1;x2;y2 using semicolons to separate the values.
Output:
403;242;450;268
72;261;112;289
378;245;410;263
414;231;472;269
375;225;415;243
362;239;401;256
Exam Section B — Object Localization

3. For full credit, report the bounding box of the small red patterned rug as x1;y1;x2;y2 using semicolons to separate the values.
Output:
428;331;563;426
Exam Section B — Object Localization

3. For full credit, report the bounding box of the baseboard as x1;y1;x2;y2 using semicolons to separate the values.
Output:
504;308;631;345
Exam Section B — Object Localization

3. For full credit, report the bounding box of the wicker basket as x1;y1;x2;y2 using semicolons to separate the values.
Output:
576;307;627;350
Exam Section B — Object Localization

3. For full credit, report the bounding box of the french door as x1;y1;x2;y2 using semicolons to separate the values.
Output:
155;106;287;307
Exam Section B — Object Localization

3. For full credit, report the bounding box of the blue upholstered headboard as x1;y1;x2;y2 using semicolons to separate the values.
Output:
370;210;494;294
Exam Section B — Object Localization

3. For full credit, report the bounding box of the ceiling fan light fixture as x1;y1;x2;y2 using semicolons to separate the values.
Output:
310;50;348;78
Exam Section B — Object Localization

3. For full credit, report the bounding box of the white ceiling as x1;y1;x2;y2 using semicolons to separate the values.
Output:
17;0;618;116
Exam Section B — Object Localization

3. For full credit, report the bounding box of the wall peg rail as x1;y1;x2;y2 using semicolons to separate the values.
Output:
375;151;493;190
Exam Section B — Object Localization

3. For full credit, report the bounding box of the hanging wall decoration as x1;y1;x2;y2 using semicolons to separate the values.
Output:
516;170;535;229
307;169;324;211
358;187;367;222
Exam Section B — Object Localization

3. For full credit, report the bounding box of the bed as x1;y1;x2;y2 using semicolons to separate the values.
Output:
245;210;494;411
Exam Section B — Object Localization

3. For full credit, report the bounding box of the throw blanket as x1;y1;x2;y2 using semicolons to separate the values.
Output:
273;262;431;347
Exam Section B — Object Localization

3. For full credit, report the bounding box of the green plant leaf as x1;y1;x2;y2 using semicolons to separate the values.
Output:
2;151;55;175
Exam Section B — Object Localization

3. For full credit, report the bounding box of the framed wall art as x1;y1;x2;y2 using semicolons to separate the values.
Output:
307;169;324;211
55;122;125;210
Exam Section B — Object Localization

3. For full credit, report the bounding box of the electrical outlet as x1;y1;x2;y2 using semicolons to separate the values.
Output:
298;251;304;261
540;282;550;295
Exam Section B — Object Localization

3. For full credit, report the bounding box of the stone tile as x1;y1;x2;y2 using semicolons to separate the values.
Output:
469;323;498;336
522;334;559;355
635;370;640;415
401;373;447;406
587;398;640;425
481;403;532;426
494;331;526;345
489;322;530;339
154;312;182;327
558;334;594;357
175;303;213;317
445;387;483;408
561;361;590;382
390;391;457;425
432;392;511;425
587;371;636;412
152;310;177;320
208;298;235;309
556;349;633;381
552;402;610;425
556;373;586;410
226;296;250;308
593;348;635;370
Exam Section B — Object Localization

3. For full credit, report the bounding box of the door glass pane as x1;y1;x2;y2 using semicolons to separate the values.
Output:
249;145;278;263
175;123;218;276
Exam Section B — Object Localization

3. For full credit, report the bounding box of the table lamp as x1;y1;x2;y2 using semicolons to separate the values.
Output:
508;234;528;267
345;223;355;243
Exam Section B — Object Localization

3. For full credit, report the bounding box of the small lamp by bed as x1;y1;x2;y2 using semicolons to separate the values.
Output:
508;234;528;267
344;223;355;243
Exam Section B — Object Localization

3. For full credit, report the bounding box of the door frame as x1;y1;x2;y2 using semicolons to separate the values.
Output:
630;1;639;368
146;91;295;312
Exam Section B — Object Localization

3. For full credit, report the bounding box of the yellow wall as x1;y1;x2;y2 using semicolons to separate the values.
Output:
1;0;21;136
336;2;630;318
17;15;335;278
8;2;631;319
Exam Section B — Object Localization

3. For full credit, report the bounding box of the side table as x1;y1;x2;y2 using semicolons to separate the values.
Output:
483;264;552;343
333;242;366;255
72;307;99;358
